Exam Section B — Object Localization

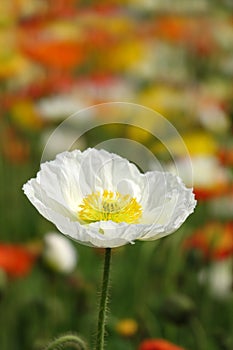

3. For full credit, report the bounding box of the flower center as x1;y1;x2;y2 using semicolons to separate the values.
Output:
78;190;142;224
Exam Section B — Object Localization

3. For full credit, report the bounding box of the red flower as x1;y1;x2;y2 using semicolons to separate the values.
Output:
139;339;185;350
0;244;37;277
218;148;233;167
184;222;233;260
193;183;230;201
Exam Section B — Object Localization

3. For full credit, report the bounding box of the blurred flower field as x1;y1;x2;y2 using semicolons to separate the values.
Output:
0;0;233;349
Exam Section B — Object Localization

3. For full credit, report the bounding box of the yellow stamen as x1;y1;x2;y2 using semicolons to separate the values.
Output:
78;190;142;224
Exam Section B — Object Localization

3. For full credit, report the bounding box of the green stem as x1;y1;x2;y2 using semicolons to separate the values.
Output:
95;248;112;350
190;317;209;350
44;334;87;350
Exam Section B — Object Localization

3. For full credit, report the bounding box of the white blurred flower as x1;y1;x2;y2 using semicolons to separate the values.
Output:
74;76;136;103
213;21;233;50
43;232;78;273
198;259;233;299
127;0;209;12
36;95;89;121
198;103;230;133
23;148;196;248
167;155;229;189
129;42;188;83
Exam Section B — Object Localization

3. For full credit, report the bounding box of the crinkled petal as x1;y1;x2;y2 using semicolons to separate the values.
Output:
77;148;143;199
23;178;77;221
69;221;153;248
31;149;143;214
139;172;196;240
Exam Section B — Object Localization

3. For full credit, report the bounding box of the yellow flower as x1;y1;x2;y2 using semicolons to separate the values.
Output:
0;0;15;26
110;40;144;71
152;131;217;157
138;86;192;117
0;54;27;78
10;100;44;130
115;318;138;337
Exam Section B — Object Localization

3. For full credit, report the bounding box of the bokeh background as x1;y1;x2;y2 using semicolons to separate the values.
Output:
0;1;233;349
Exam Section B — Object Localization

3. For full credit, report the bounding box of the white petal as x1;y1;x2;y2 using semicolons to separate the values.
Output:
79;148;143;199
30;150;84;214
36;148;143;212
139;172;196;240
23;179;76;221
75;221;150;248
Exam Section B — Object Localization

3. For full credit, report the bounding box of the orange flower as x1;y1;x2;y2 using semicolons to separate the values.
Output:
184;222;233;260
80;4;119;15
21;40;84;69
153;17;214;55
46;0;78;17
139;339;185;350
0;244;37;277
20;36;85;69
154;17;194;43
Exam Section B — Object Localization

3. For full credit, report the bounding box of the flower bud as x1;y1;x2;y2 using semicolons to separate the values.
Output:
43;232;78;274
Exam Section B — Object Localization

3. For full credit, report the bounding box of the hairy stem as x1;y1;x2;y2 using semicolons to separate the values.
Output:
95;248;112;350
44;334;87;350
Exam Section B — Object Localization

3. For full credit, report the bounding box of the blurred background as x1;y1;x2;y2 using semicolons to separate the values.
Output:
0;1;233;349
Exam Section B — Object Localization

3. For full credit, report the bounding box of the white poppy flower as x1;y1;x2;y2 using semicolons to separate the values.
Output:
198;259;233;299
23;148;196;248
43;232;78;274
167;155;229;189
36;95;89;121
